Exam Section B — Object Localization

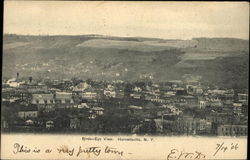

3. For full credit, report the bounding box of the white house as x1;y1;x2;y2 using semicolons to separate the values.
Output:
104;90;116;98
46;121;54;129
6;78;25;88
18;111;38;119
199;100;207;109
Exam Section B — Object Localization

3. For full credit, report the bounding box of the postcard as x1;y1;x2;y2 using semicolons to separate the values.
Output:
1;1;249;160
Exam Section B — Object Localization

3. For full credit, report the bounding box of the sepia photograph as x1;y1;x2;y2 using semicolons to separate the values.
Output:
1;1;249;160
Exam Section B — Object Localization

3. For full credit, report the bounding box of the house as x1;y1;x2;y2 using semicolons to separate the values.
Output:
52;79;62;86
150;98;166;104
145;94;165;103
55;92;74;108
174;88;187;95
88;113;97;119
206;113;233;125
82;92;97;99
2;87;26;99
186;84;203;95
6;78;25;88
209;99;223;107
106;84;115;90
78;103;90;109
133;87;142;92
214;89;234;104
154;119;163;133
25;119;34;125
46;120;54;129
17;107;38;119
164;91;176;97
198;119;212;134
104;90;116;98
233;103;242;115
92;107;104;115
2;88;31;104
70;118;80;129
128;105;143;115
238;93;248;103
217;125;247;136
168;80;183;86
20;83;48;93
31;94;54;105
145;94;156;101
199;100;207;109
128;105;143;110
165;105;182;115
88;107;104;119
174;116;212;135
73;82;89;92
195;87;203;95
18;111;38;119
131;124;141;134
31;94;55;111
144;102;157;109
130;93;141;99
82;88;97;99
208;90;227;95
221;94;234;105
182;96;199;108
241;104;248;115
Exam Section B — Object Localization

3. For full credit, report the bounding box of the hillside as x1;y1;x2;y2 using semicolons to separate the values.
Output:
2;34;249;88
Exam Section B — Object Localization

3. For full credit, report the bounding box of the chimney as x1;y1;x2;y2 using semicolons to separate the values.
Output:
17;72;19;80
29;77;33;83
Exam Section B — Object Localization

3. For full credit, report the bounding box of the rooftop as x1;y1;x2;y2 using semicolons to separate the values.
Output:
55;92;72;99
32;94;54;100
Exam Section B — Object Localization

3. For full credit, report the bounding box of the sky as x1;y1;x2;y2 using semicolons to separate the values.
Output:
3;1;249;40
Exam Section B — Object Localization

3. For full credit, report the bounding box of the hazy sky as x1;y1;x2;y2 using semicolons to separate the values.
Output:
4;1;249;39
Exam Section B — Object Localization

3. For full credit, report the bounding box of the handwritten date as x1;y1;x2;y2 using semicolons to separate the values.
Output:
213;142;238;156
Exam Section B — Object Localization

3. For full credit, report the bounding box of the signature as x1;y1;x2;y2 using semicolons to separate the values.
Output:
167;149;206;160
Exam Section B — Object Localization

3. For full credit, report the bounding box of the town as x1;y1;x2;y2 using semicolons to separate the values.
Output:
1;72;248;136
